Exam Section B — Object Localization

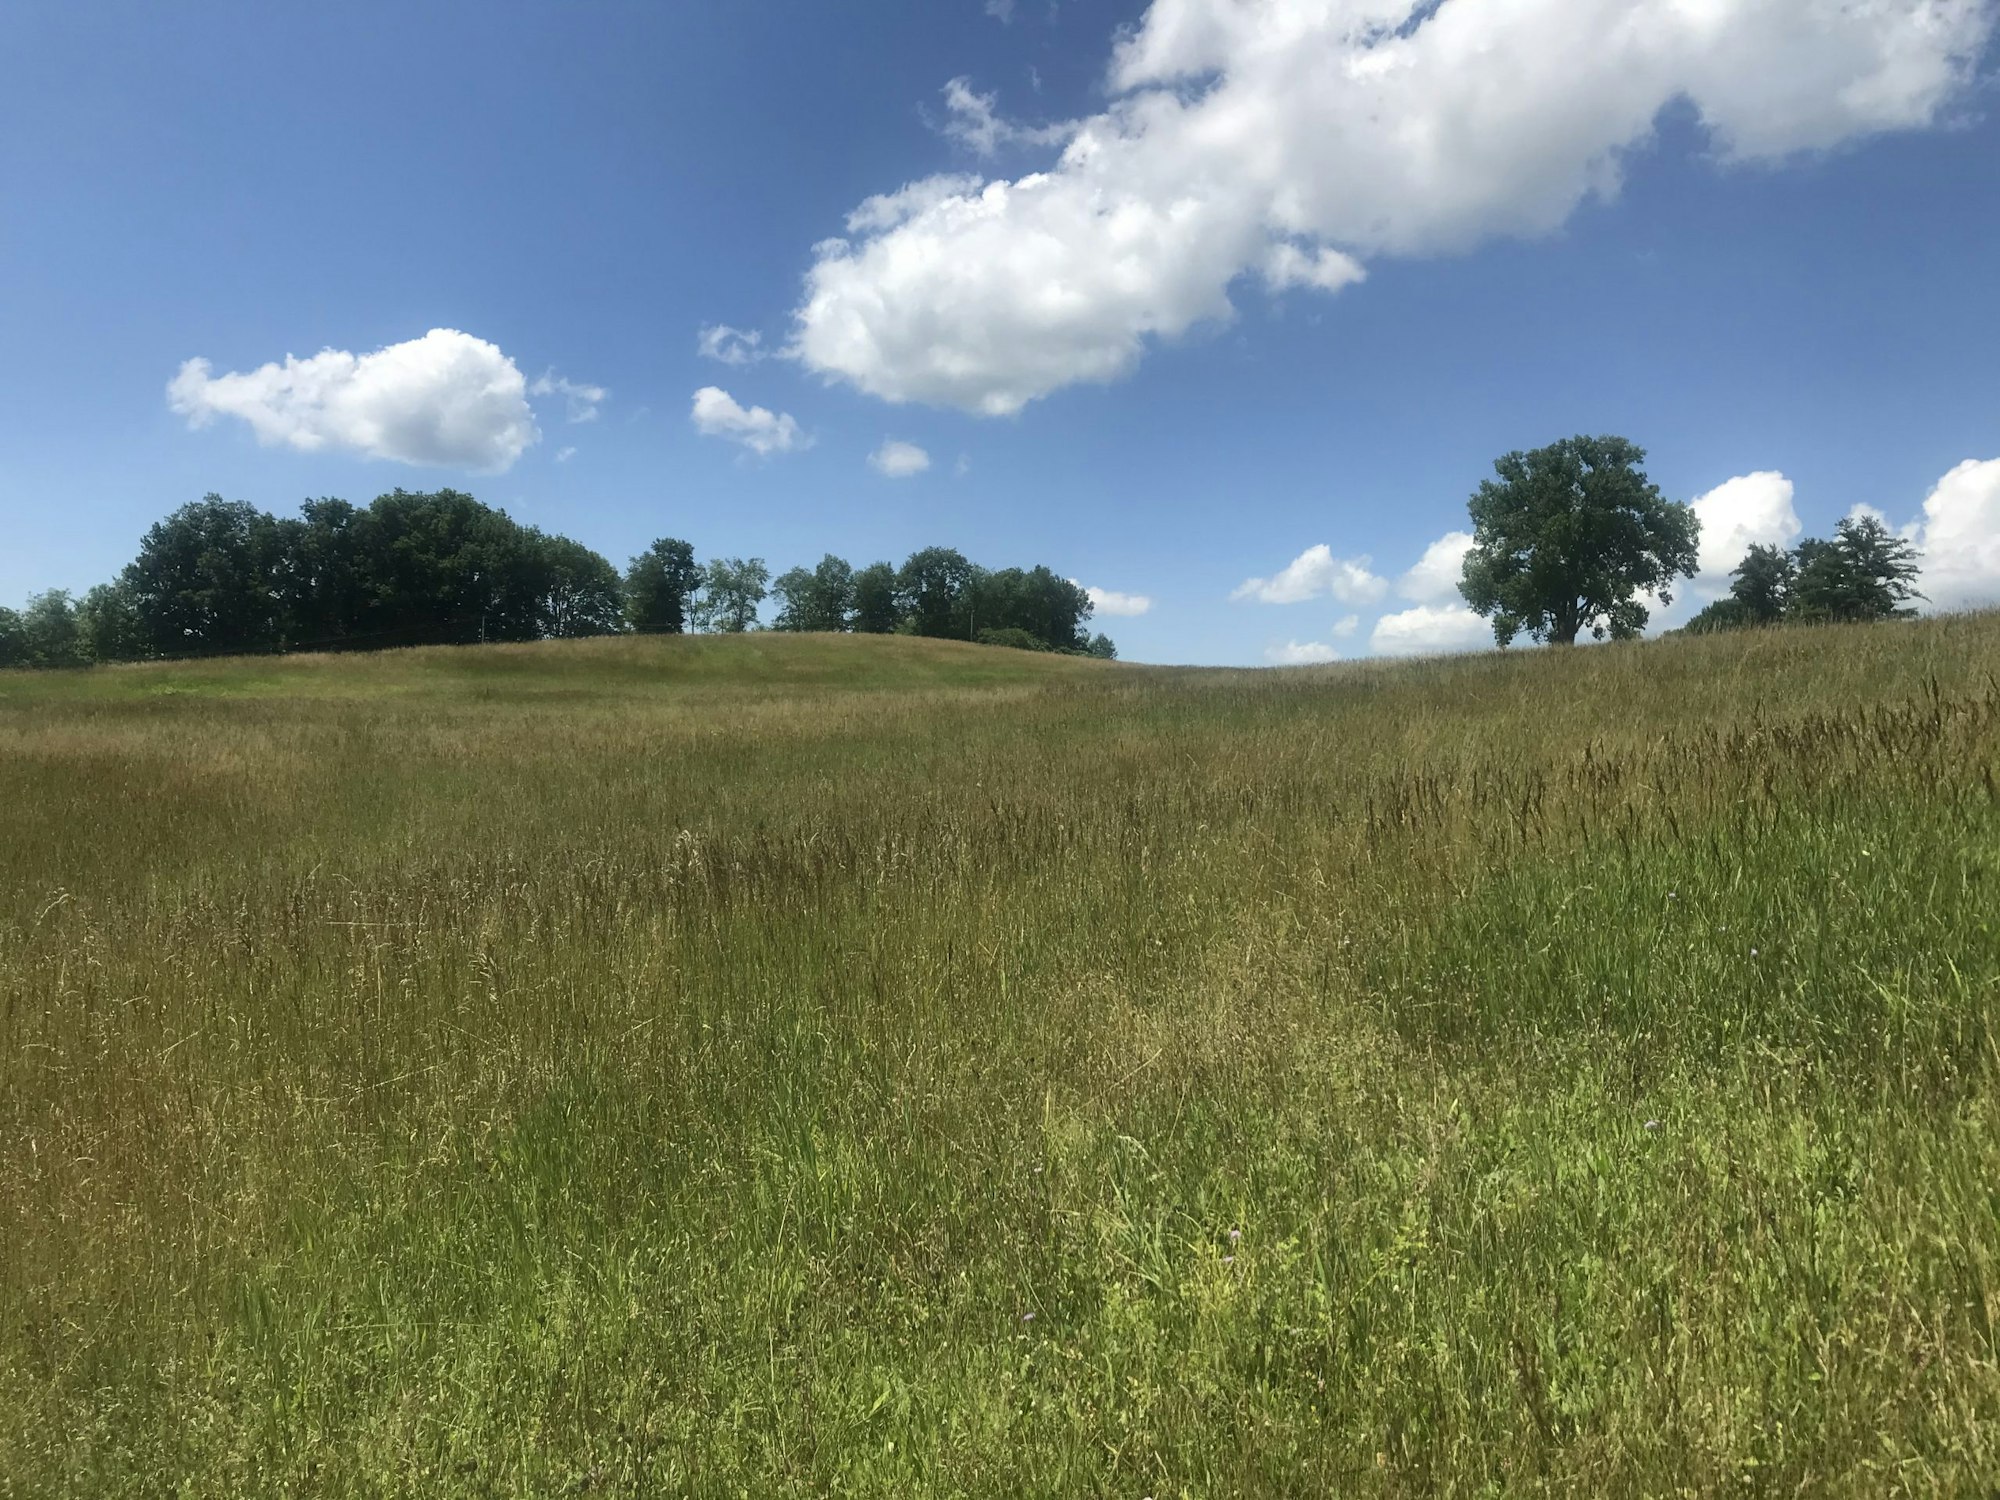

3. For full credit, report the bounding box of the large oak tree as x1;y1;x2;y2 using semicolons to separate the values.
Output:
1460;435;1698;646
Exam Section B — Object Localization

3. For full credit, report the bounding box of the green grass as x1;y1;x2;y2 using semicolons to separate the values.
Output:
2;622;1997;1496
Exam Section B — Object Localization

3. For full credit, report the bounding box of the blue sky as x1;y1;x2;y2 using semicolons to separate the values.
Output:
3;0;1997;664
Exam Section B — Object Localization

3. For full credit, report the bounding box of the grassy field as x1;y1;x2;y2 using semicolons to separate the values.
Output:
2;621;1997;1497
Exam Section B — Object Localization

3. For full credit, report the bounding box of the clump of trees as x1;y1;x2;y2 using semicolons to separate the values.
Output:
2;491;1116;668
763;545;1112;656
0;589;111;670
1682;516;1923;633
97;490;626;659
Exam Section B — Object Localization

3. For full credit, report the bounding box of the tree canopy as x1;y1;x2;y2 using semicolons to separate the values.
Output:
693;557;771;634
624;538;704;634
123;495;289;656
771;555;856;632
1460;435;1700;646
1793;515;1923;622
850;562;900;635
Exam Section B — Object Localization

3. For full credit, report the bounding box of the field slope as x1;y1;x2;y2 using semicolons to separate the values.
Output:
3;620;1998;1496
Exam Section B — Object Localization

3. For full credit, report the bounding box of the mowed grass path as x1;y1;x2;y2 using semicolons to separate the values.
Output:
2;624;1997;1497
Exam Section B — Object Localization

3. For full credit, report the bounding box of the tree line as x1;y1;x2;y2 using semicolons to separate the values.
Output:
0;490;1117;669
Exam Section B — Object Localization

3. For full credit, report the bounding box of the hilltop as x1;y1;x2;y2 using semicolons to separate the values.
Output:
4;607;1992;713
0;629;1120;705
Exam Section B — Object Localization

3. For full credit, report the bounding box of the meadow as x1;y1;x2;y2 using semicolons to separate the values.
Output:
2;620;1997;1497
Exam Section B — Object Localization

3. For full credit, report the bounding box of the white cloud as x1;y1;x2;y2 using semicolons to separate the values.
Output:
167;328;539;472
1331;613;1360;639
840;174;986;236
940;77;1073;158
1263;241;1367;294
1913;457;2000;610
1845;501;1903;532
554;446;577;463
529;370;607;424
1690;470;1802;594
1233;545;1388;606
698;325;766;366
690;386;809;456
1268;639;1341;665
1370;604;1493;657
793;0;1993;414
1082;585;1153;617
868;439;932;477
985;0;1015;21
1397;530;1476;604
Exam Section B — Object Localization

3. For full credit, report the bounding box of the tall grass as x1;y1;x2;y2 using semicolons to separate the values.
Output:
2;621;1996;1496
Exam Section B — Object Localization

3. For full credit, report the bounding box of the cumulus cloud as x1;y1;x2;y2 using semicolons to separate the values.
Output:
1331;613;1360;639
167;328;539;472
792;0;1993;414
529;370;607;423
1370;604;1494;656
868;439;932;477
690;386;808;456
1689;470;1803;594
1233;545;1388;606
1268;639;1341;665
1082;585;1153;617
1913;458;2000;610
1397;530;1476;604
698;325;766;366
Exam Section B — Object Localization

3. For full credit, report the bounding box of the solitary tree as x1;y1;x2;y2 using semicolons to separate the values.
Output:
1459;436;1699;645
624;537;704;634
693;557;769;632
